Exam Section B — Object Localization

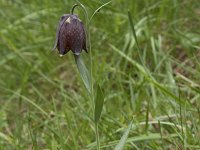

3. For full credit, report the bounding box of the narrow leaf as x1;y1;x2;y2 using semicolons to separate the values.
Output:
127;11;146;71
74;55;91;93
114;121;133;150
128;11;141;51
94;84;104;123
89;1;112;23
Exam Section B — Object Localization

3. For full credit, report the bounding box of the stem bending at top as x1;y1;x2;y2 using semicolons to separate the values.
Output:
71;4;79;14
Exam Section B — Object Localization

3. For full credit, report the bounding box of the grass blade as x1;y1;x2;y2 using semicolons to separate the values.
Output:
0;132;14;145
89;1;112;24
114;121;133;150
94;84;104;123
110;44;189;106
127;11;141;52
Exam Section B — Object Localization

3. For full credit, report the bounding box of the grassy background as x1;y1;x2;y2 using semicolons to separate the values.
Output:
0;0;200;149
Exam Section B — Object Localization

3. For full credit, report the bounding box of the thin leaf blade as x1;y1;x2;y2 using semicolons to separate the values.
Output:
74;55;91;93
114;121;133;150
94;84;104;123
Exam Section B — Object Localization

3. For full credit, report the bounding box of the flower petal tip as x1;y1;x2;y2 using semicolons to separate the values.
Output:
73;52;80;56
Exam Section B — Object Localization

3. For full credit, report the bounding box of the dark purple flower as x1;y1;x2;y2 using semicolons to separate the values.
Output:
53;14;87;56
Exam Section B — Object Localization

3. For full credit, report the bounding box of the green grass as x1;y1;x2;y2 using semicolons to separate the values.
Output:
0;0;200;149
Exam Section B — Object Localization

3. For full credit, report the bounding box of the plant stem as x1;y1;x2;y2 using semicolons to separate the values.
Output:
95;123;100;150
86;9;100;150
87;10;100;150
75;1;100;149
86;7;100;150
71;4;79;14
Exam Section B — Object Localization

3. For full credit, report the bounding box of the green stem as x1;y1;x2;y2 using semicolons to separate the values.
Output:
74;1;100;149
71;4;79;14
95;123;100;150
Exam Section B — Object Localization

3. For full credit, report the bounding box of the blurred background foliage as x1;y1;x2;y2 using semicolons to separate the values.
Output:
0;0;200;149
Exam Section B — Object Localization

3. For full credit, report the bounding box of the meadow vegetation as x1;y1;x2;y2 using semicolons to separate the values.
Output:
0;0;200;149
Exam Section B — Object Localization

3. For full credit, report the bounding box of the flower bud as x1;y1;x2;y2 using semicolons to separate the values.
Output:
53;14;87;55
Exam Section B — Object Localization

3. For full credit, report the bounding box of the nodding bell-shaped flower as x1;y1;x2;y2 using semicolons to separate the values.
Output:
53;14;87;56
